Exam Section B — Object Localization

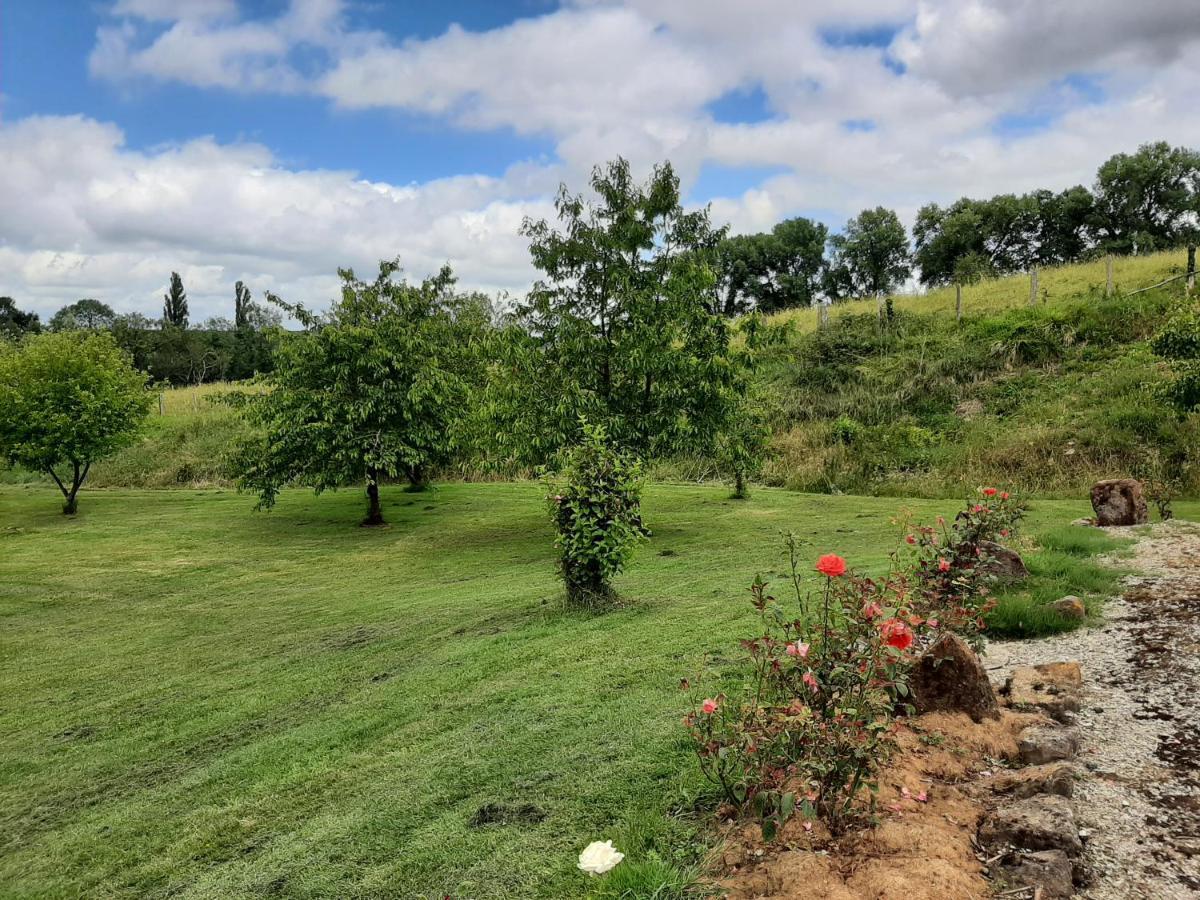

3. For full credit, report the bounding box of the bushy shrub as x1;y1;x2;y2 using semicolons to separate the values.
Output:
545;423;649;606
684;537;917;837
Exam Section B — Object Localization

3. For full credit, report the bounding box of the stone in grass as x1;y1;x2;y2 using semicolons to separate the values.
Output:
909;632;999;722
1006;662;1083;723
989;762;1078;799
998;849;1075;900
1050;596;1087;620
1090;478;1148;526
979;795;1083;858
977;540;1029;580
1018;725;1080;766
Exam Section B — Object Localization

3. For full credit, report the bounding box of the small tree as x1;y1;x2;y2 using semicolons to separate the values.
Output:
230;260;485;526
0;332;151;514
544;423;649;606
163;272;189;328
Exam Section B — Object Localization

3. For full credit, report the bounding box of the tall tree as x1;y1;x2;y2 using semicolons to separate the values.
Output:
162;272;189;328
714;217;829;313
49;298;116;332
1092;142;1200;254
826;207;911;298
0;297;41;339
231;260;486;525
234;280;252;329
0;332;151;514
483;158;743;464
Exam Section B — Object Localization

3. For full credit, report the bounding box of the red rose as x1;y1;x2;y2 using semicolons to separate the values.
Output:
815;554;847;577
983;487;998;497
880;619;914;651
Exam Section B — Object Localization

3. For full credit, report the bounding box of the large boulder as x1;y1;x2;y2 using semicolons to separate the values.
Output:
977;541;1029;580
909;632;999;722
1090;478;1148;526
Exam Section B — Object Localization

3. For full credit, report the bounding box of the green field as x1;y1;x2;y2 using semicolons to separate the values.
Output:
0;482;1142;898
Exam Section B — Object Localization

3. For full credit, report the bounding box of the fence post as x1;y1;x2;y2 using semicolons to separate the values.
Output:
955;283;963;322
818;301;829;329
158;392;164;416
1105;254;1114;297
1029;267;1038;306
1188;245;1196;295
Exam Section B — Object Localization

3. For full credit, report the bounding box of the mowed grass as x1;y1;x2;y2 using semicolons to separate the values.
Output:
0;483;1152;898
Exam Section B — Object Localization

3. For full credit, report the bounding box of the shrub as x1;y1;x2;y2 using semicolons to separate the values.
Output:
545;423;649;606
684;536;916;837
901;488;1026;651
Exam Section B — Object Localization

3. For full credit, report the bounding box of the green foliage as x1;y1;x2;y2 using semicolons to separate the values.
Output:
231;259;486;525
49;298;116;332
483;158;744;466
0;297;41;339
0;331;151;512
1092;141;1200;254
545;422;649;605
717;217;829;314
162;271;189;328
826;206;911;298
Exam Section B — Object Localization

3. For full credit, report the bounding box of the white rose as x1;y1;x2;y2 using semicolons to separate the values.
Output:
577;839;624;876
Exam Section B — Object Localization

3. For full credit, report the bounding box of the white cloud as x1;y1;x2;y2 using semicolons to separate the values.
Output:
0;116;552;321
5;0;1200;321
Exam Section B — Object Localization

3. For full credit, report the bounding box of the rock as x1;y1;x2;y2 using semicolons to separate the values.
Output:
909;632;1000;722
1070;517;1094;527
1050;596;1087;620
1018;725;1080;765
1090;478;1148;526
989;762;1078;799
979;795;1083;858
977;541;1029;580
1006;662;1083;723
998;849;1075;899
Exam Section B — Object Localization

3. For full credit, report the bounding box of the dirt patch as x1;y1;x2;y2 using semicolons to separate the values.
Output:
468;802;547;828
713;710;1036;899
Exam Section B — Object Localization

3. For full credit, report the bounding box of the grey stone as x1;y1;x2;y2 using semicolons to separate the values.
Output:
1019;725;1081;765
980;795;1083;857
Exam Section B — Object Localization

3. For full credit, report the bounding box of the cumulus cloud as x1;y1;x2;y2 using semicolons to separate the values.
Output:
6;0;1200;320
0;116;551;320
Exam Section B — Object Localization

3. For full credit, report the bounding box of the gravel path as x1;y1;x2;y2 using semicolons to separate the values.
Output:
986;520;1200;900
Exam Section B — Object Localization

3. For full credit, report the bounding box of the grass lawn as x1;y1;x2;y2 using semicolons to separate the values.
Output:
0;483;1152;898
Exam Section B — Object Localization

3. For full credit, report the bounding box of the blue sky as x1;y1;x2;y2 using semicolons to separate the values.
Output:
1;0;1198;320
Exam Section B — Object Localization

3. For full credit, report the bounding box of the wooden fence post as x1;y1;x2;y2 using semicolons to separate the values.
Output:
955;283;963;322
1188;245;1196;295
1029;268;1038;306
158;392;164;416
818;301;829;329
1105;254;1114;297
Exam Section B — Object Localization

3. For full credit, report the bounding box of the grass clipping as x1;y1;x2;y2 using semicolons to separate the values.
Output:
713;709;1038;899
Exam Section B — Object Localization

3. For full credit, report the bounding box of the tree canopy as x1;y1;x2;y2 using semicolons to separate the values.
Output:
49;298;116;332
826;207;911;298
1092;141;1200;254
0;331;151;513
716;217;829;313
0;297;41;339
231;260;488;525
480;158;746;465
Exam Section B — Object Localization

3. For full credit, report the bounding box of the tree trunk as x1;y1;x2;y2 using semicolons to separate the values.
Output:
48;460;88;515
362;470;385;527
404;464;429;493
734;470;747;500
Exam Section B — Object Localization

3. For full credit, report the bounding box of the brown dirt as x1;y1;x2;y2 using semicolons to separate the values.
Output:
713;710;1042;899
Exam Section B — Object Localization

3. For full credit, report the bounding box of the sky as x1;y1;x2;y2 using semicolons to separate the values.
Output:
2;0;1200;323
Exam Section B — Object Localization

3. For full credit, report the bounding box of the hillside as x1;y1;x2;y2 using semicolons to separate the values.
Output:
749;249;1195;498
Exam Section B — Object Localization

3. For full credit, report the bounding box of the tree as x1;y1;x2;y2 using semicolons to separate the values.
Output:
913;201;987;286
231;260;485;526
49;298;116;332
162;272;189;328
0;297;41;339
0;332;151;514
1092;142;1200;254
234;280;252;330
716;218;829;313
1029;186;1095;265
484;158;742;465
826;207;911;299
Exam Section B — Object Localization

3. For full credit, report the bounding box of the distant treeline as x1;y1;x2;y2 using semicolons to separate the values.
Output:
3;140;1199;366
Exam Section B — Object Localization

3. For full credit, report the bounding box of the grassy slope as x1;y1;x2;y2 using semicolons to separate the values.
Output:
0;483;1146;898
754;249;1195;498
